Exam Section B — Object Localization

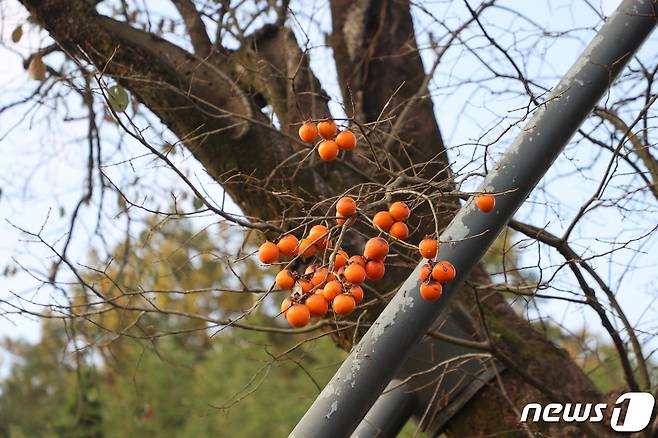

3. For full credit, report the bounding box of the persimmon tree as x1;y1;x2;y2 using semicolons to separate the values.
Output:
2;0;657;436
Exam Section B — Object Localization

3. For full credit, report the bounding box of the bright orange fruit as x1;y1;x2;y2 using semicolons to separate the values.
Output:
420;282;443;301
372;211;394;232
317;120;337;139
419;263;432;282
336;196;357;217
323;280;343;302
258;241;279;264
418;238;438;259
298;122;318;142
389;221;409;240
344;263;366;284
332;294;356;315
277;234;299;257
298;238;317;259
276;269;295;289
348;255;366;268
363;237;389;261
336;130;356;150
389;202;410;221
318;140;339;161
305;294;328;317
280;297;293;315
431;261;456;283
365;260;385;280
349;285;364;304
287;304;311;327
475;195;495;213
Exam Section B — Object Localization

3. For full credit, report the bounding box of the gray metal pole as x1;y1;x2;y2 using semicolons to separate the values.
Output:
350;380;416;438
291;1;658;436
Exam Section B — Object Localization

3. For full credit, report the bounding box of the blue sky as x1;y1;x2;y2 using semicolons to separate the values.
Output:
1;0;657;366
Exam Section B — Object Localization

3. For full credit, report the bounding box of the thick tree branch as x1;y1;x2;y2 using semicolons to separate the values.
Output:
330;0;449;183
19;0;332;223
231;24;332;134
171;0;212;57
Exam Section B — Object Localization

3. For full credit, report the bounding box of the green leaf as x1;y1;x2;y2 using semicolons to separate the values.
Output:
192;197;204;210
108;84;129;113
11;25;23;43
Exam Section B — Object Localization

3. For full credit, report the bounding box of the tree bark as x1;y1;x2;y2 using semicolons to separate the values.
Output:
19;0;615;435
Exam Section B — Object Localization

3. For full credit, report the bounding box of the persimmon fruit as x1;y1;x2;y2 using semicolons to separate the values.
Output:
349;285;364;304
336;212;355;227
258;241;279;264
298;122;318;142
287;304;311;327
277;234;299;257
389;221;409;240
323;280;342;302
298;279;314;293
372;211;394;232
276;269;295;289
305;294;328;317
348;255;366;268
317;120;337;139
336;130;356;151
418;238;438;259
280;297;293;315
389;202;410;221
318;140;339;161
334;250;349;270
336;196;357;217
365;260;385;280
420;282;443;301
344;263;366;284
364;237;389;261
419;263;432;282
310;267;325;286
475;195;495;213
298;238;317;258
432;261;456;283
309;224;329;247
332;294;356;315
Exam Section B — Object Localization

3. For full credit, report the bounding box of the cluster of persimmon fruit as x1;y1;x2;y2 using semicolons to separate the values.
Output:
257;191;498;327
298;119;357;161
416;238;454;301
259;120;498;327
371;202;411;241
414;193;496;300
257;196;410;327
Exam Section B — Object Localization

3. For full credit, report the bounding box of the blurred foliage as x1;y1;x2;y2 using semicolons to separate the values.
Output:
1;219;347;437
0;316;346;438
541;324;630;394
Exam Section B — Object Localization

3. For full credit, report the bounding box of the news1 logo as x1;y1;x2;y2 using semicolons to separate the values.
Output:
520;392;655;432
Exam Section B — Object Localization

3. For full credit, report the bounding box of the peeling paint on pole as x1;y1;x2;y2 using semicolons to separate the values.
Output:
292;1;658;436
370;294;415;343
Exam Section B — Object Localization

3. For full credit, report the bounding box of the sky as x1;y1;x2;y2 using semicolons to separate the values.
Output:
1;0;657;367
